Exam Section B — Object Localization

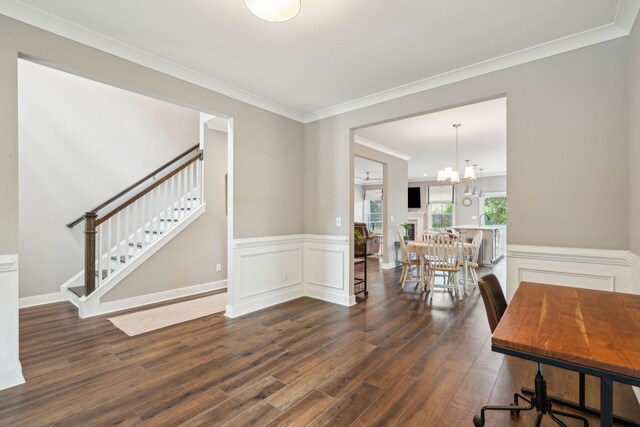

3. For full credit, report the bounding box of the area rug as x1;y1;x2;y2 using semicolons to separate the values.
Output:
108;292;227;336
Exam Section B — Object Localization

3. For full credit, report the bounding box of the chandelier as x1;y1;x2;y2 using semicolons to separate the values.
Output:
245;0;301;22
438;123;479;189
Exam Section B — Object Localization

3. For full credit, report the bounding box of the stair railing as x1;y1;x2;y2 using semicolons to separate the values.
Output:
68;144;203;296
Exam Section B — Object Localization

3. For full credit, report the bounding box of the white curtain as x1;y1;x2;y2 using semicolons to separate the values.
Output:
428;185;454;204
364;188;383;200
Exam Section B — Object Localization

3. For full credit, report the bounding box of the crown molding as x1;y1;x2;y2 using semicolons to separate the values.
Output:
1;1;306;123
304;1;638;123
354;136;412;161
3;0;638;125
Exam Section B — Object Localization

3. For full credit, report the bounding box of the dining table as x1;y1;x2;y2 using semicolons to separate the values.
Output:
406;240;475;294
493;282;640;427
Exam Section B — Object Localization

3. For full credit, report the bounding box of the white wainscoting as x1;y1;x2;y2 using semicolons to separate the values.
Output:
627;252;640;295
226;234;352;318
0;254;25;391
305;235;354;307
507;245;634;300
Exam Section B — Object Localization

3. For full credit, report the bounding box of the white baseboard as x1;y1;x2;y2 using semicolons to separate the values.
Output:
304;285;356;307
225;285;304;318
0;362;25;391
381;261;398;270
19;292;63;308
94;279;227;317
81;204;207;306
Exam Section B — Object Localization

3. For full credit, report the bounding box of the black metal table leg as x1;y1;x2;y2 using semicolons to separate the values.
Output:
601;376;613;427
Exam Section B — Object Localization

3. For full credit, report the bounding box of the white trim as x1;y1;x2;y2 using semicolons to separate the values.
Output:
3;1;638;124
97;279;227;317
0;363;25;391
508;245;629;266
0;255;18;272
354;136;412;161
0;1;304;122
614;0;640;33
79;204;206;307
19;292;63;308
506;245;634;301
304;285;356;307
233;234;306;248
634;386;640;406
225;286;304;318
304;22;631;122
381;261;397;270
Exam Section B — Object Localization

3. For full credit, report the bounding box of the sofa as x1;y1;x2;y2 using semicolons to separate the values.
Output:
354;222;381;256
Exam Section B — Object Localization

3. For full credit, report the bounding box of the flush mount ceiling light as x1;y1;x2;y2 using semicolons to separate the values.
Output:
245;0;301;22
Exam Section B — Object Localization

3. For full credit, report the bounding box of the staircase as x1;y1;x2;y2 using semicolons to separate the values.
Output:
63;144;205;317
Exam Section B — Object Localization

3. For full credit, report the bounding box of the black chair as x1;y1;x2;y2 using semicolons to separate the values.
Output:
473;274;588;427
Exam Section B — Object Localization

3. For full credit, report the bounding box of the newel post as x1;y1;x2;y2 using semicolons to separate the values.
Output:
84;212;98;296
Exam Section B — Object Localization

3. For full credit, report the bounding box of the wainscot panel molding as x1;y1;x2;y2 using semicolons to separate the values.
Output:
626;252;640;294
226;234;353;318
304;235;355;307
0;254;25;391
507;245;634;301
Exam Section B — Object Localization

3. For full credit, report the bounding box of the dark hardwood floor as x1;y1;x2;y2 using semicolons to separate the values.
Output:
1;260;639;426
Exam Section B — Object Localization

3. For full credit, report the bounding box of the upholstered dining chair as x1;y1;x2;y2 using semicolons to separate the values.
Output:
474;274;589;427
396;228;422;291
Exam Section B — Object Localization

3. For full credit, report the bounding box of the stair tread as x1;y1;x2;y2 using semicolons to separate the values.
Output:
68;286;84;298
111;255;133;263
95;269;115;279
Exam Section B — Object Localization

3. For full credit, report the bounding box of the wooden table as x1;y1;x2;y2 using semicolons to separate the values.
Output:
406;241;474;293
492;282;640;427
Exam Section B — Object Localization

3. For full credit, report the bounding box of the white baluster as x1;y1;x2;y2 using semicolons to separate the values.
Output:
124;205;130;265
97;225;102;288
106;218;112;282
114;212;121;274
131;201;137;258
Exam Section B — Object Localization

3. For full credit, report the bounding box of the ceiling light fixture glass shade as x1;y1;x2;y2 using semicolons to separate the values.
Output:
245;0;301;22
437;123;462;185
464;160;477;180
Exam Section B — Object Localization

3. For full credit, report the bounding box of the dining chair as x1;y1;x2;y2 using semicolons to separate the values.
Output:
463;230;483;289
474;274;589;427
396;228;422;291
424;232;463;301
422;228;441;241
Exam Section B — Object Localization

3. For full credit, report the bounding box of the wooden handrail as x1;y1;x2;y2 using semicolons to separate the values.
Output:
67;143;200;227
96;153;201;226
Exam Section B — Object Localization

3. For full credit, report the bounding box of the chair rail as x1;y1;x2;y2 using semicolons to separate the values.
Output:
67;143;200;228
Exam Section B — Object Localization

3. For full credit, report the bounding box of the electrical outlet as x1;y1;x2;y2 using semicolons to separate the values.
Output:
390;216;394;223
216;263;222;272
336;217;342;227
471;216;478;220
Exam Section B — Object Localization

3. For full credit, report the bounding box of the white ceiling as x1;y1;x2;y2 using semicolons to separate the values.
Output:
356;97;506;181
3;1;638;122
354;157;383;185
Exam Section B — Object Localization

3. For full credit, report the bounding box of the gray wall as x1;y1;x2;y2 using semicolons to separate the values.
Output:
18;60;199;298
408;176;507;226
353;145;408;265
0;15;303;256
305;37;629;250
353;184;364;222
630;16;640;254
104;128;228;302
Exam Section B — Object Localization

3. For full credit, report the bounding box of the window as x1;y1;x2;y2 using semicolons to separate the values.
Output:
429;202;454;229
483;196;507;225
365;199;383;233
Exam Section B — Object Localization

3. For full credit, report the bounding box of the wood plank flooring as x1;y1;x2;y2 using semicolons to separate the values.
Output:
1;260;639;426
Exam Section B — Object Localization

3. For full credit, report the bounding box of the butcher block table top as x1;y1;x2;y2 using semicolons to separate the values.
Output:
492;282;640;380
